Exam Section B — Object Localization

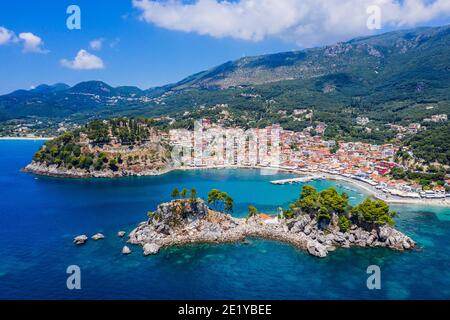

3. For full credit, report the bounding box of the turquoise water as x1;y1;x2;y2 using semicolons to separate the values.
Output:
1;140;450;299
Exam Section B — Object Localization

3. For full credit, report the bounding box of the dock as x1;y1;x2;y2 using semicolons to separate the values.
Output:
270;175;324;185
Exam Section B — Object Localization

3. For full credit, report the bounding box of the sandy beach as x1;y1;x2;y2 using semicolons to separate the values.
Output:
318;173;450;207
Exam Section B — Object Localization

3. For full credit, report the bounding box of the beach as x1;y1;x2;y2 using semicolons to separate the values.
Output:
175;165;450;207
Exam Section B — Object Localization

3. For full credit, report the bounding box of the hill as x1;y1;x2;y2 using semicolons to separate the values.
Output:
1;25;449;145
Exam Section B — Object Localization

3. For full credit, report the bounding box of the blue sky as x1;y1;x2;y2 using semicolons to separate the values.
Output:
0;0;449;94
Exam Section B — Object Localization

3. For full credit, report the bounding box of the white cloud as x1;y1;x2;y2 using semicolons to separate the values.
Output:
132;0;450;47
0;26;17;45
61;49;105;70
19;32;48;53
90;38;104;50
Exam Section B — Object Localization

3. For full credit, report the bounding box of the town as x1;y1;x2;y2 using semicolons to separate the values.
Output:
170;119;449;202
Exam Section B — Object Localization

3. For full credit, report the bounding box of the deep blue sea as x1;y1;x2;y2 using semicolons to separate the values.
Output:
1;140;450;300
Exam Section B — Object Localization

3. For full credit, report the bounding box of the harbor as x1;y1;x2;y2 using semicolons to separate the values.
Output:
270;174;325;185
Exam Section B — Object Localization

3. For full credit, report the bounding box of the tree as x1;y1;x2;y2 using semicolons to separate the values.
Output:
224;195;234;213
171;188;180;199
180;188;188;198
299;185;351;226
301;185;317;199
109;158;119;171
207;189;233;212
351;198;396;227
338;215;351;232
207;189;222;210
190;188;197;202
247;205;258;218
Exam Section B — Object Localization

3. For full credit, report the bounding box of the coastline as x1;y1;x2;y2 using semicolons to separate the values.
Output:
174;166;450;207
0;136;53;141
128;198;416;258
24;162;450;207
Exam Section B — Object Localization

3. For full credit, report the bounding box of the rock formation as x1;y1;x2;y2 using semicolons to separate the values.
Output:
122;246;131;255
128;199;416;258
73;235;88;245
91;233;105;240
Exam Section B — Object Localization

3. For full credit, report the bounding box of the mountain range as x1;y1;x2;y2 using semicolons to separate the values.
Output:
1;24;449;133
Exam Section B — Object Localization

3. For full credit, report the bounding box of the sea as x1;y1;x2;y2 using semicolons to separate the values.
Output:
1;140;450;299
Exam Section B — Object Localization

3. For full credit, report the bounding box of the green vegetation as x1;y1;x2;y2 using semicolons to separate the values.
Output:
171;187;199;202
389;166;448;189
207;189;234;213
171;188;180;199
406;123;450;165
351;198;396;227
298;186;350;224
30;117;167;173
247;205;259;219
2;26;449;150
190;188;197;202
110;118;153;144
285;185;396;231
338;215;352;232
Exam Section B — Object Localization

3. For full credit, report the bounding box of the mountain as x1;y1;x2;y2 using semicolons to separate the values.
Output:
0;81;150;122
31;83;70;94
67;81;115;95
0;24;449;141
170;25;450;90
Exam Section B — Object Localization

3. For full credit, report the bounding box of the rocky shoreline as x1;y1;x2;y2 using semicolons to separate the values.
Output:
128;199;416;258
23;161;171;179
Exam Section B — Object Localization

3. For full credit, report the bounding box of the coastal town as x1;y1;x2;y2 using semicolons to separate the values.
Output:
170;119;450;203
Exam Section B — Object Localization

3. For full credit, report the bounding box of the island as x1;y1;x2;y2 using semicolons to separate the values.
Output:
127;186;415;258
24;118;172;178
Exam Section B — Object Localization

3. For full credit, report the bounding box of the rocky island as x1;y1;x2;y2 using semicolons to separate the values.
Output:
24;118;172;178
128;186;416;258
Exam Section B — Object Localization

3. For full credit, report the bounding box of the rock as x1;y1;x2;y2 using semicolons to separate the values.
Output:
378;225;392;241
91;233;105;240
143;243;161;256
122;246;131;255
349;234;355;243
73;235;88;245
307;241;328;258
117;231;126;238
304;225;312;235
356;239;367;247
367;235;375;245
402;240;411;250
128;198;416;260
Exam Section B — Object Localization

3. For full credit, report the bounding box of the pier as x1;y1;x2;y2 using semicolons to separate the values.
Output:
270;175;324;185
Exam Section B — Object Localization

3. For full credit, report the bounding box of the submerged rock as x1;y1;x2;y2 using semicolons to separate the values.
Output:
117;231;126;238
73;235;88;245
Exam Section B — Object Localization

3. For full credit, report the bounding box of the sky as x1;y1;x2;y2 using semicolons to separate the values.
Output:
0;0;449;94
